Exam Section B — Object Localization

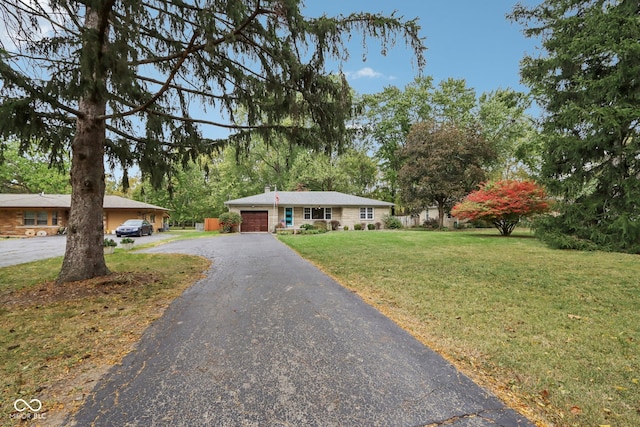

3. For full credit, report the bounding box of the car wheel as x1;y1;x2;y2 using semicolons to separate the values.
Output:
116;234;121;238
138;230;143;237
149;229;153;236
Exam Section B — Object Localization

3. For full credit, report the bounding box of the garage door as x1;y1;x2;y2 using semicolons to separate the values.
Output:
241;211;268;232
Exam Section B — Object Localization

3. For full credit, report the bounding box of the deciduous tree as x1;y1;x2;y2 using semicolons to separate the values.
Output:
452;180;550;236
511;0;640;252
361;77;478;209
477;89;539;180
0;141;71;193
133;161;219;225
360;80;430;208
0;0;424;282
287;149;377;194
398;121;495;228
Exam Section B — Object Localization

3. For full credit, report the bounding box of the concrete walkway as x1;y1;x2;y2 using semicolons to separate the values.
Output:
69;234;533;426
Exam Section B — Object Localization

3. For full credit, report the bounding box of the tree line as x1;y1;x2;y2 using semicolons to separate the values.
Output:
0;78;537;230
0;0;425;282
1;0;638;282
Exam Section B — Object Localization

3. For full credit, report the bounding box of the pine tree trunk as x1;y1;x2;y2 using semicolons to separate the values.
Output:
57;99;110;284
56;6;110;284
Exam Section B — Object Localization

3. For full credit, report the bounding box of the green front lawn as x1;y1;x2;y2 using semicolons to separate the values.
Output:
279;230;640;427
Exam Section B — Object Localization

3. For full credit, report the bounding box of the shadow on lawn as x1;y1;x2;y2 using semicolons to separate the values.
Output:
465;231;538;239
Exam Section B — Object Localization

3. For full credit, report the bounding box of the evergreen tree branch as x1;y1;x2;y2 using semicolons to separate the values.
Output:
132;2;263;66
134;74;237;101
99;31;201;120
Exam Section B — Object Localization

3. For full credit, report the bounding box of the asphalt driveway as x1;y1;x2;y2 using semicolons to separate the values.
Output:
69;233;533;426
0;233;175;268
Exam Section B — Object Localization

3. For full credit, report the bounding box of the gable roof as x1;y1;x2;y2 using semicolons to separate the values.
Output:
225;191;393;207
0;193;168;211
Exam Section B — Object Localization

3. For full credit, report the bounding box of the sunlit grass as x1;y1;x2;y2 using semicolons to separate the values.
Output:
279;230;640;427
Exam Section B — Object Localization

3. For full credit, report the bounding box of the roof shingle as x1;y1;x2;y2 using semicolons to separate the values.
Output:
0;194;168;210
225;191;393;207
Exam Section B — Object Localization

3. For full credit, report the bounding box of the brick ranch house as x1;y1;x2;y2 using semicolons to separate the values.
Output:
0;193;169;237
224;188;394;232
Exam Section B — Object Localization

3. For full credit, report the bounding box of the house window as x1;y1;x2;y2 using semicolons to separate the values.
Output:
52;211;58;226
359;207;374;220
24;211;49;226
37;211;48;225
24;211;36;225
304;207;332;220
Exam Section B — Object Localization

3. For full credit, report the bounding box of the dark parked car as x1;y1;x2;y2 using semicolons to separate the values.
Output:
115;219;153;237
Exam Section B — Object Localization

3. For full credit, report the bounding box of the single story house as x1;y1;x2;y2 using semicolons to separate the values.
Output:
0;193;169;236
224;188;394;232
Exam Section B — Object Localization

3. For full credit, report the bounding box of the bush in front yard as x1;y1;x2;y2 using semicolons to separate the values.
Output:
300;229;321;235
383;214;403;229
422;218;439;229
219;212;242;233
298;222;328;233
314;220;328;231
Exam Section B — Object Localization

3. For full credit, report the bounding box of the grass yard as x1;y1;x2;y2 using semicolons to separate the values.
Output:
162;229;219;240
0;252;209;426
279;230;640;427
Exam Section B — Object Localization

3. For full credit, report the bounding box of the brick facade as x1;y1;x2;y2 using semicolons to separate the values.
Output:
0;208;68;236
0;194;169;237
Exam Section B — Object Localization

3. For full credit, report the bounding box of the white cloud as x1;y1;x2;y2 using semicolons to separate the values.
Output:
351;67;382;79
344;67;395;80
343;67;398;83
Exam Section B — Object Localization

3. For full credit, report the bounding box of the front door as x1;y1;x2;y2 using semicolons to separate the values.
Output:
285;207;293;227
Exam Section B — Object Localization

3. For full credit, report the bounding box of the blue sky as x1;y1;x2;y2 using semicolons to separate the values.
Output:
0;1;543;144
0;1;543;114
303;1;542;99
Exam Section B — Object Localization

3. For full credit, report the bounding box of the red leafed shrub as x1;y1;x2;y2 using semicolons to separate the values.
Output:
451;180;550;236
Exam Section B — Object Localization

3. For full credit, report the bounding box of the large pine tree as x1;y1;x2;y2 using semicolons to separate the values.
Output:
511;0;640;252
0;0;424;282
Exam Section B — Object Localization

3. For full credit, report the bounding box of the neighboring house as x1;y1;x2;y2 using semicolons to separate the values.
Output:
397;208;459;228
0;193;169;236
224;188;394;232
